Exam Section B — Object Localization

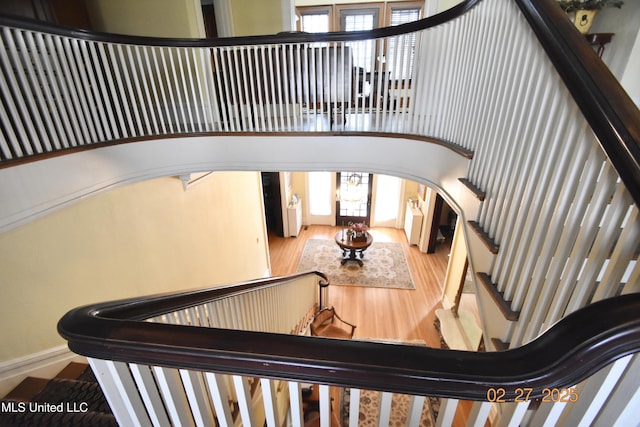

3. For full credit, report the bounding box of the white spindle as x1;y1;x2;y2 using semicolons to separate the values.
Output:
152;47;173;133
496;402;530;427
319;384;331;427
17;30;61;148
185;48;203;132
348;388;361;427
152;366;195;426
130;45;153;135
108;43;135;137
261;378;280;427
86;42;114;141
44;34;82;145
32;32;70;147
288;382;304;427
467;401;493;427
129;363;171;427
435;398;458;427
176;48;195;132
0;60;27;157
205;372;234;426
406;395;426;427
180;369;215;427
592;207;639;301
233;375;256;427
1;28;48;152
89;358;152;427
379;392;393;426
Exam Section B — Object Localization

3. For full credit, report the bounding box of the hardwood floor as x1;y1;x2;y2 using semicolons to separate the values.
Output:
268;225;480;426
268;225;450;348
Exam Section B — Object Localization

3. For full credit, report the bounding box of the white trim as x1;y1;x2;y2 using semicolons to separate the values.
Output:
212;0;235;37
0;345;85;397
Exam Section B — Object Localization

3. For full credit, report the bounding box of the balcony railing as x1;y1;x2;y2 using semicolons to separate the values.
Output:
58;274;640;426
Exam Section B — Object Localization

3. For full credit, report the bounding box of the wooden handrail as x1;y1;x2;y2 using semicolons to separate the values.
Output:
0;1;481;46
58;277;640;401
515;0;640;207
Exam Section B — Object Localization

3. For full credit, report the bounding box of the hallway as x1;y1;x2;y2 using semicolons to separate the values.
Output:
268;225;451;348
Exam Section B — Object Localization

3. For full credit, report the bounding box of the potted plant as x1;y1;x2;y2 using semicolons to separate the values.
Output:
557;0;624;34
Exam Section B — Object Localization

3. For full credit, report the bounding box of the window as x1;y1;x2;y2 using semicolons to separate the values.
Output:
386;7;421;79
300;12;329;33
299;6;331;33
340;8;379;72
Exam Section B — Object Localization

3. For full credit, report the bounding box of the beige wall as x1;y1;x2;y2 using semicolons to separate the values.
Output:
85;0;204;37
232;0;283;36
0;172;269;361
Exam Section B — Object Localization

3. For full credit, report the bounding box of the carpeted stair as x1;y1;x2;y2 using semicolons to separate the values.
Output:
0;362;116;427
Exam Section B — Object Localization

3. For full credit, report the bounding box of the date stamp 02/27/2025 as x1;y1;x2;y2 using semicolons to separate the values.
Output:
486;387;579;403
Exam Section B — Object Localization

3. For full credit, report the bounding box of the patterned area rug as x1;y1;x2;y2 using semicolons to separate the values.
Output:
296;239;415;289
341;388;439;426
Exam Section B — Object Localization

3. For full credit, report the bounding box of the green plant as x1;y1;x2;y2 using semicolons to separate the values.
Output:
557;0;624;12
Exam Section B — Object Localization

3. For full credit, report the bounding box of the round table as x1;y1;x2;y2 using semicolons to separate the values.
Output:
334;231;373;266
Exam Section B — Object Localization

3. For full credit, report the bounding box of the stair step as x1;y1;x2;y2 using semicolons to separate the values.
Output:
0;401;117;427
32;378;112;414
468;221;499;254
55;362;90;381
477;273;520;321
3;377;49;401
458;178;486;201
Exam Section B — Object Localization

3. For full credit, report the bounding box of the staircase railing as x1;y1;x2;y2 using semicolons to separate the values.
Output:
58;280;640;426
1;0;638;424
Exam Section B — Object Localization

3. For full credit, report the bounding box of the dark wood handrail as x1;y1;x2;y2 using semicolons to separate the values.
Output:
515;0;640;207
0;1;480;47
59;278;640;401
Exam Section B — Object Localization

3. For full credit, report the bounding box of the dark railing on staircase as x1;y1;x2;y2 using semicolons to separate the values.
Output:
57;276;640;425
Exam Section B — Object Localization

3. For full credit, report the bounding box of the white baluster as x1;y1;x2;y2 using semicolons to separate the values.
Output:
406;395;426;427
89;358;152;427
378;392;393;426
204;372;234;427
152;366;195;426
435;398;458;427
233;375;256;427
261;378;280;427
288;381;304;427
348;388;361;427
129;363;171;427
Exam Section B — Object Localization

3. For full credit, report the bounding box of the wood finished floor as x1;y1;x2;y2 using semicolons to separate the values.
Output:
268;225;480;426
268;225;449;348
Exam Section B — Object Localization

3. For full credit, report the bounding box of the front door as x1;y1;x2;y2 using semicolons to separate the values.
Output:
336;172;373;226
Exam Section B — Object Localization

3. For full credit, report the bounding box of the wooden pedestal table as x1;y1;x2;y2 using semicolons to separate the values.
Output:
334;231;373;266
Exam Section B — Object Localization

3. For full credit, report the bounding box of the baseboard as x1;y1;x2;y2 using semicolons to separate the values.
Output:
0;345;85;397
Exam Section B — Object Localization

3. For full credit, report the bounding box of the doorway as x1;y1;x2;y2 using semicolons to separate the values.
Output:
335;172;373;226
261;172;284;237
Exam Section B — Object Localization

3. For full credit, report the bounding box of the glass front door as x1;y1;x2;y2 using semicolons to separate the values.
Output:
336;172;373;226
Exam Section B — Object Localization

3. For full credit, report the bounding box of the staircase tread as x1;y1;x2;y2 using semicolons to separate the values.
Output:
32;378;112;414
55;362;90;380
0;404;117;427
3;377;49;401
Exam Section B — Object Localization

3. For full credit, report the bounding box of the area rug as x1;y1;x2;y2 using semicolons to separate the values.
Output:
341;388;439;427
296;239;415;289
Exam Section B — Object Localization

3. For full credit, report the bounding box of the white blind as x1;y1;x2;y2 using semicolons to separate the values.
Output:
387;8;420;79
343;12;377;71
301;13;329;33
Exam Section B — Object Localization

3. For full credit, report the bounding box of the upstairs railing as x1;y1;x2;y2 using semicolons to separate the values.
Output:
58;277;640;427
